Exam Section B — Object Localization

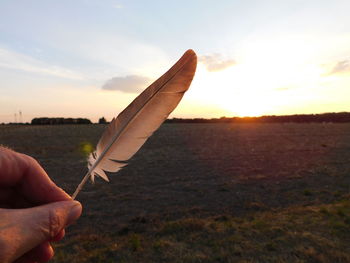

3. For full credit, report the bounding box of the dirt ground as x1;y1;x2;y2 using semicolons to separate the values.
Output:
1;123;349;262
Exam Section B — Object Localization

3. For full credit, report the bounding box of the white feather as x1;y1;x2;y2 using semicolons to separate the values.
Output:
72;50;197;199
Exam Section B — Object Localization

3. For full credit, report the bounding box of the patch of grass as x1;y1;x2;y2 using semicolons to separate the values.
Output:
244;201;267;210
319;206;330;215
265;241;278;251
303;189;312;196
5;124;350;262
152;239;173;251
128;234;142;251
160;218;207;236
52;200;350;262
251;218;269;230
337;207;346;217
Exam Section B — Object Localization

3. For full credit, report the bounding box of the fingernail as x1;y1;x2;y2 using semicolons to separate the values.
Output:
67;201;82;225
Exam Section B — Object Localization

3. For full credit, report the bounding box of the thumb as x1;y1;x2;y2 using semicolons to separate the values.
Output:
0;201;82;263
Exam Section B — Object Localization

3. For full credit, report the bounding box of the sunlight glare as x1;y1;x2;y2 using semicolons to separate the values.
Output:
191;36;325;117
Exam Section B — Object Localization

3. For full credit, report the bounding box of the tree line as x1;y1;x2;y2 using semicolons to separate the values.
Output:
165;112;350;123
31;117;92;125
26;112;350;125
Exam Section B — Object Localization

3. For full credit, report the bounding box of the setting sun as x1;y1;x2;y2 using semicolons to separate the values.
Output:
183;34;343;118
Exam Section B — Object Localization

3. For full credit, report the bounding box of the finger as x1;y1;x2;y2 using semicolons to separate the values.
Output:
12;232;65;263
22;242;54;263
18;153;72;204
0;147;71;204
0;201;82;263
50;229;66;242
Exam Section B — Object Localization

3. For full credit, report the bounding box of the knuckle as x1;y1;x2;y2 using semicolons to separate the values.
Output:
23;154;39;167
48;209;62;239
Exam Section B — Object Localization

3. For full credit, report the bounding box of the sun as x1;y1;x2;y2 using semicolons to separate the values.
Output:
186;36;326;118
193;65;279;117
218;89;278;117
228;98;271;117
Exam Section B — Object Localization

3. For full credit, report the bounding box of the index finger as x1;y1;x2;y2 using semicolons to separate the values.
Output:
0;147;71;204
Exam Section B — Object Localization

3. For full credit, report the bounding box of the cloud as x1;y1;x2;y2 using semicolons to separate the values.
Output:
0;47;83;80
199;53;236;72
329;60;350;75
102;75;152;93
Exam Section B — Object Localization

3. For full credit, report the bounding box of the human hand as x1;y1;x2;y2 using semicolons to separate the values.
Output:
0;147;82;263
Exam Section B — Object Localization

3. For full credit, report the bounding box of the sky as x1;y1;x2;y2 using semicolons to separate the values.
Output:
1;0;350;123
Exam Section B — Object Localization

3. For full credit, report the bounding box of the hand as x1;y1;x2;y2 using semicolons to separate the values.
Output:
0;147;82;263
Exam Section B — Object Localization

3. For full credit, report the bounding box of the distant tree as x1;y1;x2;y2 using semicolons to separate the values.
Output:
31;117;92;125
99;117;107;124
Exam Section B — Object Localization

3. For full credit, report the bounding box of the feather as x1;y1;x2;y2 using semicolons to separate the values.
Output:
72;49;197;199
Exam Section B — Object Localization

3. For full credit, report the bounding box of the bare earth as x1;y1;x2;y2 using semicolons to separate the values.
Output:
1;123;349;262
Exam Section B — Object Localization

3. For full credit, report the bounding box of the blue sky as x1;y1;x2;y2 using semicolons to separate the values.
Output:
1;0;350;123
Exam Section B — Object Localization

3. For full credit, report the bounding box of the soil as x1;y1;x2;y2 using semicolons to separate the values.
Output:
1;123;349;233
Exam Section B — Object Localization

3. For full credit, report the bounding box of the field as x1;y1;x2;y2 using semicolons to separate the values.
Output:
1;123;350;262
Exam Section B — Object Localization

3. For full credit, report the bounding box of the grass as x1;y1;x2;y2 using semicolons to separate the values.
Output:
1;123;350;262
52;199;350;263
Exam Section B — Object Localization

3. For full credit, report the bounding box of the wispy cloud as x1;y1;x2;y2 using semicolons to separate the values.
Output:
199;53;236;72
60;33;168;75
0;47;83;80
102;75;151;93
328;60;350;75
